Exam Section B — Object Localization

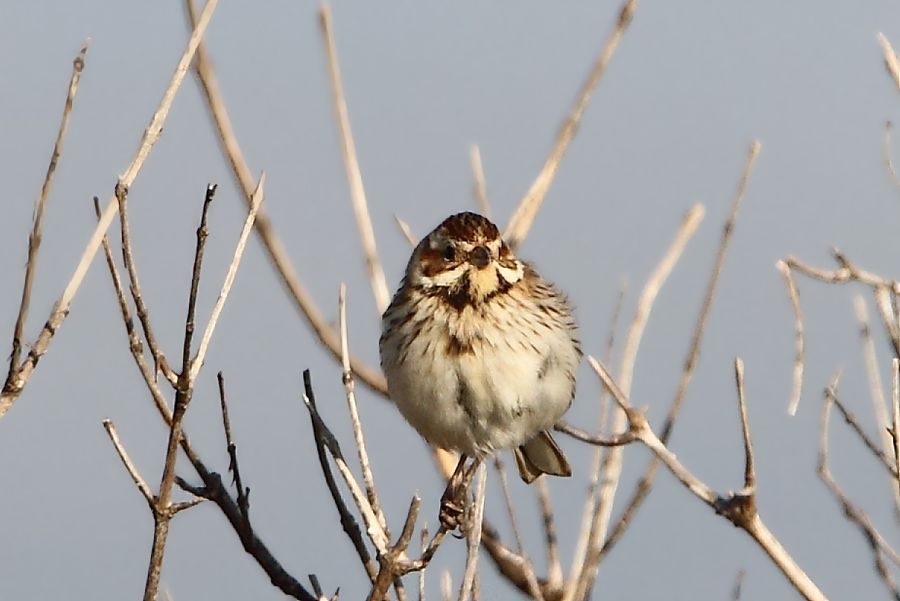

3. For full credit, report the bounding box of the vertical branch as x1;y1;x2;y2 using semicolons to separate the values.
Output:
777;260;804;415
338;284;388;532
504;0;638;250
8;41;89;383
143;188;216;601
189;176;266;382
893;358;900;499
734;358;754;492
469;145;491;218
319;4;391;315
458;464;487;601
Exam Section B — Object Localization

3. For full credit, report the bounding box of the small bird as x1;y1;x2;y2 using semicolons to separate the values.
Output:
379;212;581;510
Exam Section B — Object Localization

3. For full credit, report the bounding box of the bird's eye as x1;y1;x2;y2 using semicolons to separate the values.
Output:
443;246;456;261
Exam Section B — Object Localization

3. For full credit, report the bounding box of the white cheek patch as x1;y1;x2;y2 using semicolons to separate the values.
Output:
496;262;523;285
421;264;467;287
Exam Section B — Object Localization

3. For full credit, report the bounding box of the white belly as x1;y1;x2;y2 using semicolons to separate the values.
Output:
381;297;578;456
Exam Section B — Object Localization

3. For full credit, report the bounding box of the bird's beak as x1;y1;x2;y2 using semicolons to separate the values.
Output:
469;245;491;269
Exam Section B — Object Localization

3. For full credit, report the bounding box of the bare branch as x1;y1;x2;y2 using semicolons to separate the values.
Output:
734;358;754;492
302;370;390;554
394;216;418;247
878;32;900;93
116;182;178;386
190;175;265;382
184;0;388;396
319;4;391;315
0;0;218;418
0;0;219;418
217;372;249;522
469;145;490;218
535;478;562;590
819;385;900;597
338;284;388;533
102;419;154;508
776;260;804;415
503;0;639;250
589;357;827;601
458;464;487;601
94;197;172;420
597;141;761;565
8;41;88;383
882;121;900;192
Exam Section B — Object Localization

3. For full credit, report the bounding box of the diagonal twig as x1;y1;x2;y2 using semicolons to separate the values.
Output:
504;0;638;250
596;141;761;566
189;175;265;382
319;4;391;315
8;41;89;385
469;145;490;218
184;0;388;396
0;0;219;418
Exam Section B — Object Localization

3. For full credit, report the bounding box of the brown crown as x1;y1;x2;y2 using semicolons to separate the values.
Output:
435;212;500;243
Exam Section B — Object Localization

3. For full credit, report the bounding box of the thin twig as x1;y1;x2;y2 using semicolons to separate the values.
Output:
116;182;178;386
8;41;89;384
319;4;391;315
597;141;761;567
826;387;898;479
469;145;490;218
503;0;639;250
819;387;900;597
734;358;755;492
143;187;217;601
94;197;172;421
878;32;900;93
458;464;487;601
776;260;804;415
184;0;387;396
0;0;219;418
217;372;249;521
302;370;390;554
882;121;900;191
535;478;562;590
189;175;265;382
394;216;417;247
564;282;626;601
732;570;746;601
588;357;827;601
570;203;706;599
338;284;388;533
305;368;378;582
102;419;154;507
893;358;900;501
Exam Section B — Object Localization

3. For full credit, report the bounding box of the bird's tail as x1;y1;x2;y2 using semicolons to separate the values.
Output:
514;430;572;484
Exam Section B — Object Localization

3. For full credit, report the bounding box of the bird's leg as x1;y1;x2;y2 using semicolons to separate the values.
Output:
439;454;470;530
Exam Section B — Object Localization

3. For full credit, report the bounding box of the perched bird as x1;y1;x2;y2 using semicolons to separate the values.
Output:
379;212;581;500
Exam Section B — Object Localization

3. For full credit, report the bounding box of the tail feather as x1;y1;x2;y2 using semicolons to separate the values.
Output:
514;430;571;484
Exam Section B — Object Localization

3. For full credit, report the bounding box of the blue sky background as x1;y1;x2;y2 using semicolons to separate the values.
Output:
3;1;900;599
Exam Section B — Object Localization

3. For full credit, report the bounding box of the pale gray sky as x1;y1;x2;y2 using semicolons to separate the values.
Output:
3;1;900;599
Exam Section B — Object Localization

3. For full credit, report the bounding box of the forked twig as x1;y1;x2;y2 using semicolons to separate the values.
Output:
184;0;388;396
0;0;219;418
586;357;826;601
503;0;639;250
819;382;900;597
595;141;761;569
189;175;266;382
